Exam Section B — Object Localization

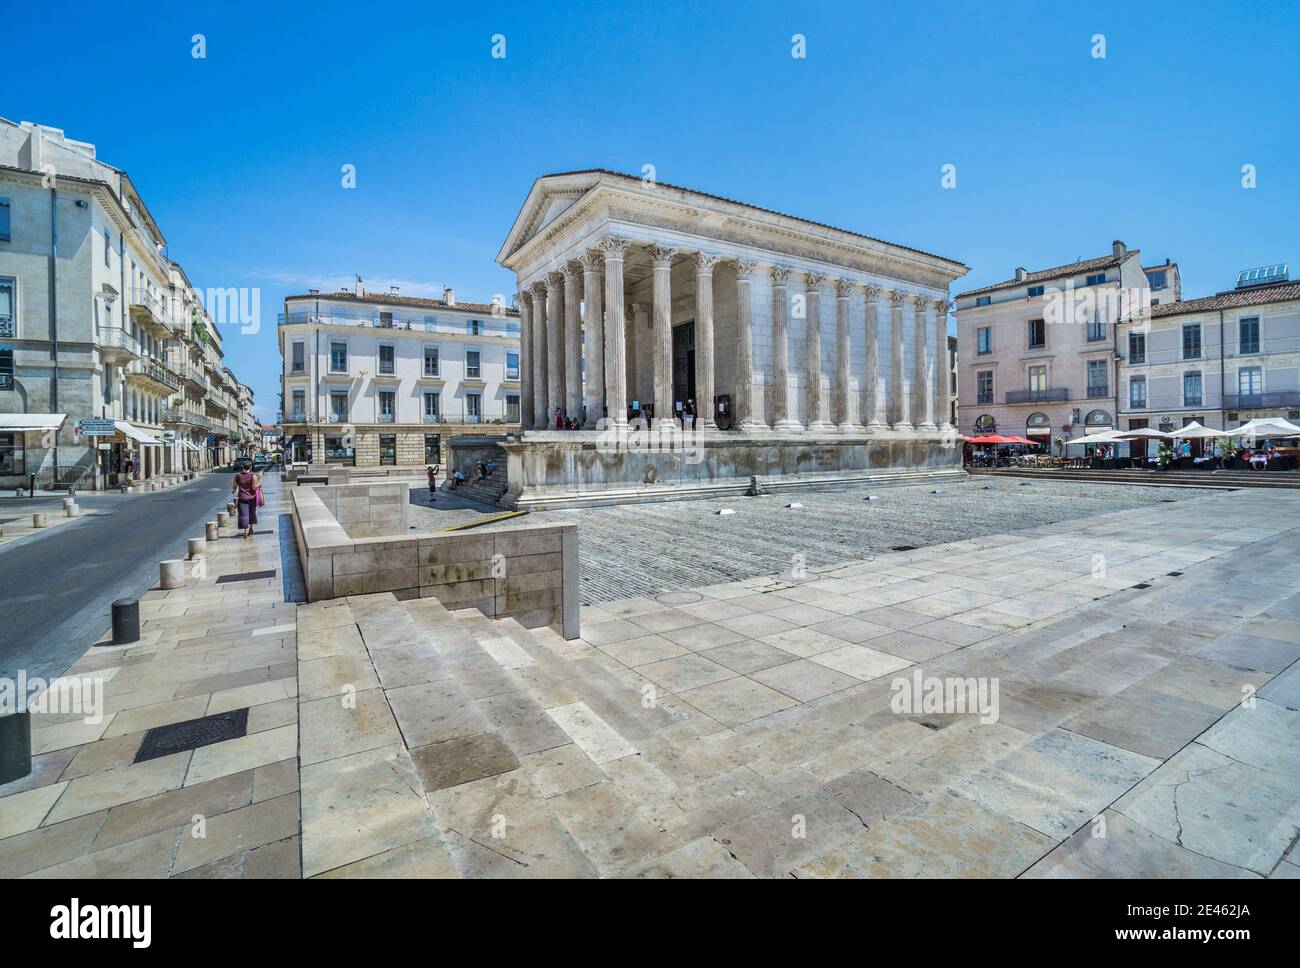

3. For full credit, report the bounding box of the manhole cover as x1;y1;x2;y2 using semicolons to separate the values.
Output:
1166;571;1183;577
656;591;704;605
135;708;249;763
1132;582;1153;589
216;569;277;584
891;545;918;552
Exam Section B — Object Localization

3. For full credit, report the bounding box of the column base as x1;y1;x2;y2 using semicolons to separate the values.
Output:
806;420;835;433
916;420;938;432
866;419;889;433
837;421;866;434
773;418;804;433
892;421;915;433
737;418;770;433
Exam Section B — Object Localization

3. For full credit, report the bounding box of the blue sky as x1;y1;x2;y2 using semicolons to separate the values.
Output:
7;0;1297;420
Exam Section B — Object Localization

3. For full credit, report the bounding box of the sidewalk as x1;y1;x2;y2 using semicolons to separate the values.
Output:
1;482;1297;878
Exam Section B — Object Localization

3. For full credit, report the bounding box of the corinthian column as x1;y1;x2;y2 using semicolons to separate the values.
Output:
651;245;677;426
889;289;912;431
834;279;861;431
529;283;548;429
803;272;830;432
934;299;954;432
516;291;534;431
733;259;760;431
564;262;582;421
863;285;886;431
580;251;605;428
694;253;722;430
598;237;629;429
545;272;564;426
771;266;800;432
912;294;936;431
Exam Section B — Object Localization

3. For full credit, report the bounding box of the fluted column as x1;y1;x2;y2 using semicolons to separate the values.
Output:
889;289;912;431
803;272;829;431
863;285;886;430
912;294;936;431
651;245;677;426
528;283;548;429
934;299;953;431
733;259;760;431
516;291;534;431
834;279;861;431
545;272;564;427
771;266;800;432
694;253;721;430
564;263;582;422
598;237;629;429
580;251;605;428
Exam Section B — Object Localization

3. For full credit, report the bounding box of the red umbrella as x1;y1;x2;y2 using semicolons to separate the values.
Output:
1002;435;1039;445
965;434;1018;445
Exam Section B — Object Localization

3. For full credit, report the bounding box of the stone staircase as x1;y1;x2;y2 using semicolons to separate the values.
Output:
440;472;509;507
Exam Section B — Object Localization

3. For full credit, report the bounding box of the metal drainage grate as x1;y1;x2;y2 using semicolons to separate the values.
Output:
215;569;277;584
891;545;918;552
135;708;249;763
1166;571;1184;577
1133;582;1153;589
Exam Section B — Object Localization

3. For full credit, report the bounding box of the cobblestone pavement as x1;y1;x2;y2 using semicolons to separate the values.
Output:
407;479;1220;605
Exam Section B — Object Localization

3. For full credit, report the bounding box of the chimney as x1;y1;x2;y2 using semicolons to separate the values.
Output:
1014;267;1027;282
18;127;43;173
308;288;319;295
390;285;399;295
443;286;456;307
1112;240;1126;258
355;275;365;297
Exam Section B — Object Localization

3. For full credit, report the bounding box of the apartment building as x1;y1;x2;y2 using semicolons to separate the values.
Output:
0;119;248;488
955;241;1159;449
1118;265;1299;451
279;281;521;467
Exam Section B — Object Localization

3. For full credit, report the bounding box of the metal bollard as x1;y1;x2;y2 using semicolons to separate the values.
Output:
187;537;206;559
0;710;32;785
205;521;219;541
32;512;46;528
159;559;185;590
111;598;140;645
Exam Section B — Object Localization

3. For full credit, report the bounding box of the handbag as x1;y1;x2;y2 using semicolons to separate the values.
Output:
255;486;265;508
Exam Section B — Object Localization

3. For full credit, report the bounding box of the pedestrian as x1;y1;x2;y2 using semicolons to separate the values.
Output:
230;460;260;538
427;463;439;499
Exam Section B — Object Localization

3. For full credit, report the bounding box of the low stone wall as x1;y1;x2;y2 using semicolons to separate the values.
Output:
312;481;411;537
289;483;578;638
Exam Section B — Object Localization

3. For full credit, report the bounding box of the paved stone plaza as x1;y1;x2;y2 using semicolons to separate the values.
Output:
408;479;1221;604
2;476;1297;879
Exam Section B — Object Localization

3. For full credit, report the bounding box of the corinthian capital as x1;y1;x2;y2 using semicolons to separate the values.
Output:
563;261;582;281
835;278;855;298
596;236;630;260
577;250;604;272
911;293;929;311
932;298;951;315
694;252;723;274
804;272;826;290
888;289;906;307
862;283;881;300
734;258;760;278
528;281;547;298
770;265;793;286
546;270;565;290
651;245;679;268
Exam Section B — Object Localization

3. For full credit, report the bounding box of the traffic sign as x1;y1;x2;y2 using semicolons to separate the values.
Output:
77;419;117;437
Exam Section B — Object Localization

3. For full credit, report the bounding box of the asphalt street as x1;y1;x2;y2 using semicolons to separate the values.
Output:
0;472;242;683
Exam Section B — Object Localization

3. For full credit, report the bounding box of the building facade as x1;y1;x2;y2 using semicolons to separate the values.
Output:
955;241;1159;449
278;282;521;467
1118;268;1299;451
0;119;249;488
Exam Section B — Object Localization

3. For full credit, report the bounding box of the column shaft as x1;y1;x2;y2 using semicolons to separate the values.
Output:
913;294;936;430
834;279;860;430
804;273;827;431
934;300;953;431
771;267;799;431
694;254;720;430
889;290;912;431
651;246;677;425
863;286;886;429
564;264;582;421
529;284;548;429
734;260;759;430
516;292;533;430
581;254;605;428
545;272;563;427
599;238;629;428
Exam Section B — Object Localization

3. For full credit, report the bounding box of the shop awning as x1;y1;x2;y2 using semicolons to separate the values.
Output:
0;413;67;433
182;441;202;452
114;421;163;445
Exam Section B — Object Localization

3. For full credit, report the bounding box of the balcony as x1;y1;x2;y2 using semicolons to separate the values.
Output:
378;413;396;423
129;288;169;335
126;359;181;394
422;413;441;423
278;310;520;341
1087;385;1110;399
1005;387;1069;404
0;374;12;391
1224;391;1300;410
96;327;141;363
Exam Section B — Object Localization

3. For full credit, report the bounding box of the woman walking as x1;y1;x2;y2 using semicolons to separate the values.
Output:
231;460;260;538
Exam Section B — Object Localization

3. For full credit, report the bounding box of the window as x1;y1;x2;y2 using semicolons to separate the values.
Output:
324;435;355;465
378;344;395;375
423;391;440;421
422;347;440;377
1183;371;1203;407
0;277;14;338
1238;366;1262;397
424;434;440;463
506;351;520;380
0;197;9;241
1028;365;1047;393
1182;324;1201;360
1128;331;1146;364
290;342;304;373
1087;360;1108;398
1086;273;1106;286
379;434;396;465
465;393;481;422
379;311;393;329
329;340;348;373
0;348;13;391
1239;316;1260;355
467;319;482;336
291;389;305;419
465;350;481;379
506;394;520;423
1027;318;1045;349
976;327;992;355
1027;285;1044;298
378;390;395;421
975;296;991;307
329;391;348;421
0;433;22;474
976;370;993;405
1087;315;1106;342
1147;270;1167;291
1129;376;1147;409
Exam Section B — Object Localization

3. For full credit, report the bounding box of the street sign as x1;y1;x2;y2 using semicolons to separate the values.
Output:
77;419;117;437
